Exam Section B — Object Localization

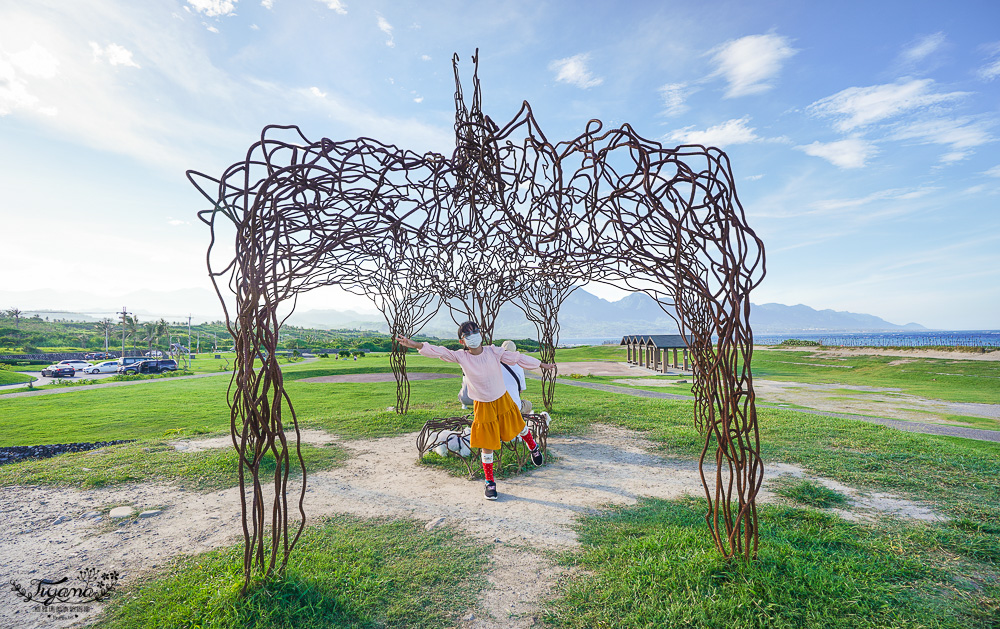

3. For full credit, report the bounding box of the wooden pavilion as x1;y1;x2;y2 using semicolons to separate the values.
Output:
620;334;691;373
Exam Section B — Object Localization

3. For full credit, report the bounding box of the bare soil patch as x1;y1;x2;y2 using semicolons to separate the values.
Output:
757;345;1000;362
555;362;672;377
754;379;1000;424
1;424;944;629
611;377;688;387
300;371;460;384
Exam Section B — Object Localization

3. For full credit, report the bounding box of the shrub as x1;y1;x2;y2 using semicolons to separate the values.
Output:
778;338;822;347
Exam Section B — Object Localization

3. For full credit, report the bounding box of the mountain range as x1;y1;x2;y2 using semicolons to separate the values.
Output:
285;289;927;338
1;286;927;338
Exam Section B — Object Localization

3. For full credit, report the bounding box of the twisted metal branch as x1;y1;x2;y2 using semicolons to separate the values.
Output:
188;50;767;590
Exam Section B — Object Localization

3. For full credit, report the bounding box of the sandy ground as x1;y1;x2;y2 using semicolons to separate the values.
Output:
299;372;460;384
756;345;1000;361
751;380;1000;423
1;422;945;629
554;362;675;377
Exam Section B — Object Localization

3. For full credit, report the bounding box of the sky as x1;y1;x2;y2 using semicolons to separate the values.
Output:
1;0;998;330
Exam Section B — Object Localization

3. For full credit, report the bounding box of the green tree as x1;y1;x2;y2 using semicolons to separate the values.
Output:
143;321;158;355
156;319;170;350
5;308;23;329
124;315;139;351
94;318;116;352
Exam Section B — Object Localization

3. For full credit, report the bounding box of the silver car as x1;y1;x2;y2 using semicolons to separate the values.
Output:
57;360;93;372
85;360;120;374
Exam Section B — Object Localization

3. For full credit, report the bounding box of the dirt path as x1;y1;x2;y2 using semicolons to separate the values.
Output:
0;423;945;629
756;345;1000;361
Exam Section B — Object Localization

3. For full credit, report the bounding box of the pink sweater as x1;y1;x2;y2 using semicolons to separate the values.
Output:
418;343;542;403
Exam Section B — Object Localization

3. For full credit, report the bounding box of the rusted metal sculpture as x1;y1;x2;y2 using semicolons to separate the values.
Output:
189;50;766;589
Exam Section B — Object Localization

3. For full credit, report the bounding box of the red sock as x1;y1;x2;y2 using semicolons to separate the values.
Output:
522;431;537;450
482;462;494;482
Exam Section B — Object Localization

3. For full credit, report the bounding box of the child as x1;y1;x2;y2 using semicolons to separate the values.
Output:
396;321;555;500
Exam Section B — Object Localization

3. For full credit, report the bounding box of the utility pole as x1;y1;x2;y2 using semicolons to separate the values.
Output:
117;306;130;358
187;314;192;355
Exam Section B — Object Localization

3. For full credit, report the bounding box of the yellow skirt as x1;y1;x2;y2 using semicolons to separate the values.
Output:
471;392;525;450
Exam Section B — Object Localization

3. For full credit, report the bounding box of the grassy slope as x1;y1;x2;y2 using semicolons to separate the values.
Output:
3;350;999;627
0;370;34;385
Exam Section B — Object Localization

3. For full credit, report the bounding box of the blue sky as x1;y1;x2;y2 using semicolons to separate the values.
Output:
1;0;998;329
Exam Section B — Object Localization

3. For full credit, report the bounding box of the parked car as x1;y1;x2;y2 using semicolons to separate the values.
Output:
118;359;178;375
41;364;76;378
57;360;93;372
84;352;115;360
117;356;146;368
86;360;121;374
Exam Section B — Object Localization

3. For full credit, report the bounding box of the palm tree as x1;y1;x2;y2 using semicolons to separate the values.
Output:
156;319;170;351
124;315;139;351
94;318;116;353
143;321;158;356
5;308;23;329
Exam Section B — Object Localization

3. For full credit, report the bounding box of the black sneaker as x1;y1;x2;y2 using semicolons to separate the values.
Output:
530;447;543;467
484;481;498;501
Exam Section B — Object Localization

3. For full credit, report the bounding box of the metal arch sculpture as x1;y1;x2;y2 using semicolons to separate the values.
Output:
189;50;766;589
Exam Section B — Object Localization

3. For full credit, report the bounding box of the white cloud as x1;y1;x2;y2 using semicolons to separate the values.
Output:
316;0;347;15
667;116;759;147
658;82;690;116
9;42;60;78
0;43;59;116
413;96;423;103
708;33;796;98
421;54;431;61
980;59;1000;81
891;117;993;161
810;186;934;212
978;42;1000;81
186;0;237;17
250;23;259;30
900;32;946;65
261;0;274;9
90;42;141;68
377;15;394;48
745;174;764;181
985;165;1000;177
206;24;219;34
549;53;603;89
798;137;877;169
808;79;967;132
295;85;453;153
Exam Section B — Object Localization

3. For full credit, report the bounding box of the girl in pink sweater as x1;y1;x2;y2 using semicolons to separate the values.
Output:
396;321;555;500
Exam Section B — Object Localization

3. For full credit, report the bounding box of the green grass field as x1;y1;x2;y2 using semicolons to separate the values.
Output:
2;349;998;627
0;369;34;385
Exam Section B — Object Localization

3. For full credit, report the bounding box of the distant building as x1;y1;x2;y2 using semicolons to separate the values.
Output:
620;334;691;372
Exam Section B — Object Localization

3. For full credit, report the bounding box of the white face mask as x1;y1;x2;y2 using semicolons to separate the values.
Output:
463;332;482;348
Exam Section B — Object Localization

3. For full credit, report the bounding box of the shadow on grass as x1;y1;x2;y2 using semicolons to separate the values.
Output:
544;496;1000;629
98;515;487;629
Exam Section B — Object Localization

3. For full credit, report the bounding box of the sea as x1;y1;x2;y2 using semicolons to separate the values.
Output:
563;330;1000;348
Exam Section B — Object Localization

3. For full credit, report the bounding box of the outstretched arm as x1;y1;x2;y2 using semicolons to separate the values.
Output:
499;348;555;372
397;335;463;363
395;335;423;350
